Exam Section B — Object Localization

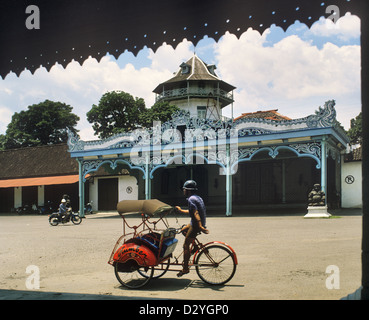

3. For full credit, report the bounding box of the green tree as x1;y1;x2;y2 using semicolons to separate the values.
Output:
3;100;79;149
139;101;180;128
87;91;145;139
0;134;6;151
347;112;362;145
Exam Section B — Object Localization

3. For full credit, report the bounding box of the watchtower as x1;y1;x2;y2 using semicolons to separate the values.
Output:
153;55;235;121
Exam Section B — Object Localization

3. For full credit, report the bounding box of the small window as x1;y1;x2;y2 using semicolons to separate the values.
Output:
197;106;206;119
207;64;216;75
180;62;190;74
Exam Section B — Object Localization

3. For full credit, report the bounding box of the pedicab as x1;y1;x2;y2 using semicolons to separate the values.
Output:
108;199;238;289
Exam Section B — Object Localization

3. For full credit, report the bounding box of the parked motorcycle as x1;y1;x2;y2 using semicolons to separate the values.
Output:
40;200;56;215
84;201;94;215
49;209;82;226
16;204;40;215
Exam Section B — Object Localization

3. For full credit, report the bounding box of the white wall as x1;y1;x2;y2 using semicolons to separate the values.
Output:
89;175;138;212
89;179;98;212
341;160;362;208
170;98;222;120
118;175;138;201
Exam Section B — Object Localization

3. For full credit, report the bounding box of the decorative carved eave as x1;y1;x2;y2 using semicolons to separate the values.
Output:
234;100;338;133
68;100;348;155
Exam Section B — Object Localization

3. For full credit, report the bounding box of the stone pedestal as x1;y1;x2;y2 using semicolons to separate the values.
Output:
304;206;331;218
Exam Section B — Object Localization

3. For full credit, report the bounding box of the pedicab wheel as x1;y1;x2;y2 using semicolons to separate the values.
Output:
139;259;170;279
114;260;154;289
195;244;237;285
71;215;82;225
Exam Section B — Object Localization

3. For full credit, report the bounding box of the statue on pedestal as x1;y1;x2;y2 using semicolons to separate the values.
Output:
308;184;326;207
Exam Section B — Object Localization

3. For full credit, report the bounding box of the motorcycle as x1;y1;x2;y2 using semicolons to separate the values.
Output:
40;200;56;215
17;204;40;215
85;201;94;215
49;209;82;226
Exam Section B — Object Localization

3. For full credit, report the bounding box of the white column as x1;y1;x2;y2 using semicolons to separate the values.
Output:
14;187;22;208
321;138;328;205
225;143;232;216
38;185;45;206
145;152;151;200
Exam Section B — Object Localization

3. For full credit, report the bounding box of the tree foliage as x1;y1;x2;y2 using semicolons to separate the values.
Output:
2;100;79;149
139;101;180;128
347;112;362;145
87;91;145;139
87;91;180;138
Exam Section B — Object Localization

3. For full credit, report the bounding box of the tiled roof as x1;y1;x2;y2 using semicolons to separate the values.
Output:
233;109;292;121
0;144;78;180
153;55;235;93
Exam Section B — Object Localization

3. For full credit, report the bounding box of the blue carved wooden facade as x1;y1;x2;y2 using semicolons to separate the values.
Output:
68;100;348;216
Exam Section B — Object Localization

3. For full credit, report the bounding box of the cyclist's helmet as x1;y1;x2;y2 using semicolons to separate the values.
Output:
183;180;198;191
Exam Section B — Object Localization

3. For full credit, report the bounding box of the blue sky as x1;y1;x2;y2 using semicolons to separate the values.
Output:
0;14;361;141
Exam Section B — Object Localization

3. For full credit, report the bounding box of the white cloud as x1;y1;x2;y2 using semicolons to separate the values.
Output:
310;13;361;41
0;106;13;133
0;21;361;141
214;28;361;129
148;39;194;72
0;41;194;140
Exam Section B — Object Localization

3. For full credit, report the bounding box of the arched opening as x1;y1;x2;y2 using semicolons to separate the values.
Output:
233;148;320;209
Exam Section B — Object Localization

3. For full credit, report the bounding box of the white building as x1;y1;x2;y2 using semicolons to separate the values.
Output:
341;147;362;208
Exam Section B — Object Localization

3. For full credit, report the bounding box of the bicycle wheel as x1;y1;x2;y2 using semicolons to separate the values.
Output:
195;244;236;285
114;260;154;289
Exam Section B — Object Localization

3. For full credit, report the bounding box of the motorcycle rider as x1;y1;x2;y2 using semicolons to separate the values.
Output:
62;194;71;208
58;198;70;221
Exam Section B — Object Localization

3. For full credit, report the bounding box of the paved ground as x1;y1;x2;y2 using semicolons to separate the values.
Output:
0;209;363;300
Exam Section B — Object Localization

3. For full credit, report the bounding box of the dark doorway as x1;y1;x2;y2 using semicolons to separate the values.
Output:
0;188;14;212
22;186;38;206
244;162;275;204
98;178;118;211
45;183;79;211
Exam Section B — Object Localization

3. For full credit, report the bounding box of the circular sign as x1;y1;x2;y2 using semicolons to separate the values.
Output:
126;186;133;194
345;175;355;184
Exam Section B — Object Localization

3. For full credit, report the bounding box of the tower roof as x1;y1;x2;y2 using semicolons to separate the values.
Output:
153;55;236;93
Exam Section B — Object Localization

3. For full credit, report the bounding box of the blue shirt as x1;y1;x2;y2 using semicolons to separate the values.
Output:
59;203;67;214
187;195;206;228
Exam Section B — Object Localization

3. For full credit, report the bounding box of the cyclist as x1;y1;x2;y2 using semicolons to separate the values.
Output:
175;180;209;277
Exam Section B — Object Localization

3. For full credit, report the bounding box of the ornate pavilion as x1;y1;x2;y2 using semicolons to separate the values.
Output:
67;56;349;216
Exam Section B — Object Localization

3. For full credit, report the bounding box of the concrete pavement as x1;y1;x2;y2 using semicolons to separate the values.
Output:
0;209;363;300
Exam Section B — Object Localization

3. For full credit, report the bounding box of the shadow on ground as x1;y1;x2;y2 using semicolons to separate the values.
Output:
0;289;167;300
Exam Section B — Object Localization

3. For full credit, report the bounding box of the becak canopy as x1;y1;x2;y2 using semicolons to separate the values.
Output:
117;199;172;217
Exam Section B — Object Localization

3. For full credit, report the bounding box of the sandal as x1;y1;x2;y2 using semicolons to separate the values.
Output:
177;269;190;277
